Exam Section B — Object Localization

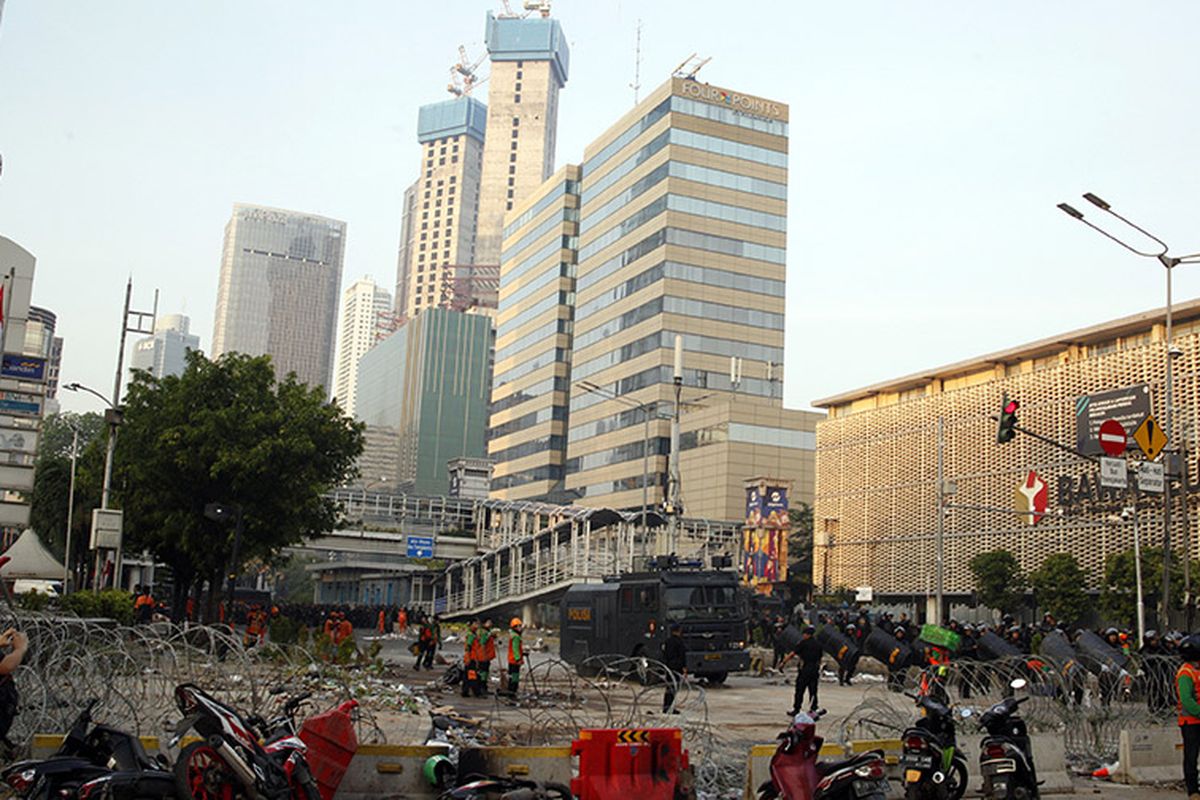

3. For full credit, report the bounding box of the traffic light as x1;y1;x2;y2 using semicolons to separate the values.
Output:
997;395;1019;444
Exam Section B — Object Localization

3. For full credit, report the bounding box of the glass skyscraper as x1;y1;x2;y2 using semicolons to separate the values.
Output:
488;164;580;501
212;204;345;392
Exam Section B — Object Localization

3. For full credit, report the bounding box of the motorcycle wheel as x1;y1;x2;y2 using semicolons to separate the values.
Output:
174;740;239;800
947;761;968;800
290;759;322;800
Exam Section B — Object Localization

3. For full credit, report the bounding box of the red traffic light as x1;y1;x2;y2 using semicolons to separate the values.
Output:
1003;399;1019;414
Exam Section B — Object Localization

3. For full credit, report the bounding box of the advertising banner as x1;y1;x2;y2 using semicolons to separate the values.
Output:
0;354;47;382
740;528;788;587
745;486;766;528
0;391;41;418
763;486;789;529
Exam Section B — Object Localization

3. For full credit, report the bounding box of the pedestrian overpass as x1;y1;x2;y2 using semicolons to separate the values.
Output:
439;500;743;621
301;490;743;615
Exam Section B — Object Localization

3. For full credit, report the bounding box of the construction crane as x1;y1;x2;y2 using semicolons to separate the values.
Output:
671;53;712;81
447;45;486;97
523;0;552;17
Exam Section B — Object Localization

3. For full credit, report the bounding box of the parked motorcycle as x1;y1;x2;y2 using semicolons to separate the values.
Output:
170;683;322;800
757;709;889;800
899;693;968;800
2;699;174;799
978;679;1038;800
438;776;574;799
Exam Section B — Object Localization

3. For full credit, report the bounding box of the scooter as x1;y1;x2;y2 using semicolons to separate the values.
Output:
2;699;174;799
170;683;322;800
899;693;969;800
978;679;1038;800
758;709;890;800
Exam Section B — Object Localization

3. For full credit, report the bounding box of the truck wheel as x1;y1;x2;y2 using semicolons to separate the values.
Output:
705;672;727;685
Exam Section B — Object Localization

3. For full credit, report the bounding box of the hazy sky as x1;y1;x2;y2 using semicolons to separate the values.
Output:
2;1;1199;415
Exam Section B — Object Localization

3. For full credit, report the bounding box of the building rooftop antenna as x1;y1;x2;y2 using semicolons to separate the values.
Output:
497;0;525;19
672;53;712;81
630;19;643;104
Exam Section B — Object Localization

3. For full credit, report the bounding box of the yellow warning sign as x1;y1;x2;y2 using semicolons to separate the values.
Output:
1133;414;1169;461
616;729;650;744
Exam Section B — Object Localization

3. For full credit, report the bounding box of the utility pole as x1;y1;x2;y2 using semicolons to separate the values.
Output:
667;335;684;556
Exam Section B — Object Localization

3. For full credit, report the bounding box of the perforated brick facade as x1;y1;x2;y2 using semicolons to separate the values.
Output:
813;301;1200;598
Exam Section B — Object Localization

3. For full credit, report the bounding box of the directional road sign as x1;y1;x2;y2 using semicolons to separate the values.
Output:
1098;419;1127;457
1100;457;1128;489
406;535;434;559
1133;414;1169;461
1138;461;1165;493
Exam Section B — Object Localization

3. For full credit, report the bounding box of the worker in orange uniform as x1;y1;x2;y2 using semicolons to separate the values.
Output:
920;645;951;704
1176;635;1200;800
462;620;485;698
243;604;261;647
323;612;336;641
377;609;385;634
397;607;408;634
335;613;353;647
505;618;525;697
479;619;498;696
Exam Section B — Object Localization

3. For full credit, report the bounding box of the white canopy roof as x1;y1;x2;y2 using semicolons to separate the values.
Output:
2;529;64;580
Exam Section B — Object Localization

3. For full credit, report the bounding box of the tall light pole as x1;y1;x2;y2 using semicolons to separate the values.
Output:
1057;193;1200;625
63;382;119;589
63;421;80;593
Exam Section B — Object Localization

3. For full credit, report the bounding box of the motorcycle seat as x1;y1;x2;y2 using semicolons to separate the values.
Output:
818;750;881;775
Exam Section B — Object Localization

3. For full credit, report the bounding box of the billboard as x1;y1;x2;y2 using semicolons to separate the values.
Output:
0;390;40;417
746;485;790;529
741;528;788;587
0;354;46;382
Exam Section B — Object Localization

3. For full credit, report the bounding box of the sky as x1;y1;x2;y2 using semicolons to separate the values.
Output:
2;1;1199;415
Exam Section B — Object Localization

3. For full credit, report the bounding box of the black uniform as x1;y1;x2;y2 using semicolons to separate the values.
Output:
662;634;688;713
792;636;823;713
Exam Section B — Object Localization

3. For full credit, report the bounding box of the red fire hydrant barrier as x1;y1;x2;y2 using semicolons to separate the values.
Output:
570;728;688;800
298;699;359;800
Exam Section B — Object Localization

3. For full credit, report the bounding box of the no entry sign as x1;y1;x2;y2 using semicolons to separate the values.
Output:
1098;419;1127;457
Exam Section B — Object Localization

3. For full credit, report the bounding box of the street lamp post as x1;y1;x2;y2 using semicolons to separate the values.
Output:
63;422;80;593
63;382;120;590
1058;193;1200;626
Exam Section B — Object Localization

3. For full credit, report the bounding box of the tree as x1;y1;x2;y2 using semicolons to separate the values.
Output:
1099;547;1198;629
114;352;364;618
1029;553;1090;625
786;501;814;601
29;412;106;561
969;550;1025;616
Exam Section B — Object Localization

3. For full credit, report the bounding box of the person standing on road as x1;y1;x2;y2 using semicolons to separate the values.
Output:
662;623;688;713
415;617;437;671
463;620;485;697
478;619;498;696
1176;635;1200;800
506;618;524;697
0;627;29;749
780;626;822;715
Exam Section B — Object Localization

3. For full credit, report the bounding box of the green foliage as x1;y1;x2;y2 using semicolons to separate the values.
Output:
30;412;106;561
1099;547;1198;628
786;501;815;600
114;351;364;610
268;616;305;646
60;590;134;625
15;589;52;612
277;553;318;604
969;550;1026;615
1029;553;1090;625
813;586;855;607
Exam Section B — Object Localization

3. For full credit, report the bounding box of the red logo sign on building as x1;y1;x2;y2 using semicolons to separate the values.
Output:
1014;470;1048;526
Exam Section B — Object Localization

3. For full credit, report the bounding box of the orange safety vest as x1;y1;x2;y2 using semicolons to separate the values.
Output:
336;620;353;645
482;630;497;661
466;631;486;662
1178;662;1200;725
508;633;523;666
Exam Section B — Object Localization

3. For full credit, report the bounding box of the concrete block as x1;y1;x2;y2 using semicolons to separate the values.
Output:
335;743;449;799
1118;726;1182;785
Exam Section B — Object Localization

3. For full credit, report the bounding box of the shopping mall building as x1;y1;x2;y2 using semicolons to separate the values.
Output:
812;300;1200;615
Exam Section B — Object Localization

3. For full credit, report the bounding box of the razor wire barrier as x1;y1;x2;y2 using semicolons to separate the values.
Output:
2;613;389;758
838;654;1185;768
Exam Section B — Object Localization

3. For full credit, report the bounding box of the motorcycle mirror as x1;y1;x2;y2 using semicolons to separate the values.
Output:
1010;678;1027;691
959;708;973;718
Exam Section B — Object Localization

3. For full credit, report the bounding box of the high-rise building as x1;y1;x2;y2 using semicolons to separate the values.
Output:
24;306;62;399
356;308;493;496
395;181;419;318
0;237;44;534
562;78;807;520
488;164;580;501
130;313;200;380
399;98;487;320
473;11;570;266
332;278;392;418
211;204;345;392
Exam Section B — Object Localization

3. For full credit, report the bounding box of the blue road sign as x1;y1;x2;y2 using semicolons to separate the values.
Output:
407;535;434;558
